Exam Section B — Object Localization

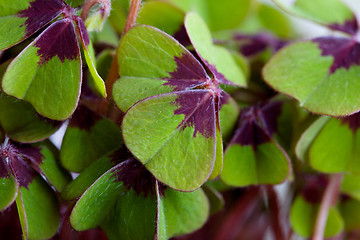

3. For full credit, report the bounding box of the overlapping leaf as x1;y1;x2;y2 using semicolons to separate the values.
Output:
1;0;106;120
290;195;344;238
60;106;122;172
0;0;65;50
298;113;360;173
114;13;244;191
263;1;360;117
0;142;64;239
220;101;291;186
0;61;62;143
166;0;251;31
70;157;209;240
290;175;344;238
274;0;358;35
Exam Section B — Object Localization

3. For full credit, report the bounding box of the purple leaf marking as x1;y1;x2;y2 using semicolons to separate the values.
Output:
0;142;44;188
301;174;328;204
203;60;235;86
35;19;80;64
341;111;360;133
172;90;216;138
111;158;166;197
329;17;359;35
163;53;209;91
75;17;90;46
231;101;283;149
68;106;101;130
312;37;360;74
233;33;287;57
18;0;66;37
259;101;283;136
231;119;271;149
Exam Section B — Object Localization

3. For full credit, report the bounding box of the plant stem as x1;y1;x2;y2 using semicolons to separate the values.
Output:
81;0;111;21
97;0;142;115
265;186;286;240
123;0;142;34
312;173;343;240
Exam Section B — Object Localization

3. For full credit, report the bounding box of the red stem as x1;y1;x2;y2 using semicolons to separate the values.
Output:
312;174;343;240
265;186;286;240
96;0;142;115
123;0;142;34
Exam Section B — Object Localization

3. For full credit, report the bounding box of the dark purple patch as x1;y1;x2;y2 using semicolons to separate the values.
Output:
172;90;216;138
328;17;359;35
173;25;191;47
0;142;43;188
69;106;101;130
312;37;360;74
163;53;208;91
233;33;288;57
301;174;328;204
109;147;133;165
231;119;271;149
111;158;166;197
258;101;283;136
203;61;235;86
341;111;360;133
35;19;80;64
231;101;283;149
18;0;65;37
75;17;90;46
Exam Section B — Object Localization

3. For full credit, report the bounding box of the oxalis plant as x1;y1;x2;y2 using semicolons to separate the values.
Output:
1;0;360;239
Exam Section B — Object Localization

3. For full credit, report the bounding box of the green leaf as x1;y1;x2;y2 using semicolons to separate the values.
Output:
60;108;122;172
62;152;116;200
263;41;360;116
137;1;185;35
257;4;293;38
0;175;18;211
114;25;206;112
167;0;250;31
70;164;125;231
76;18;107;98
0;88;61;143
218;94;240;139
274;0;357;34
16;176;60;240
309;118;360;173
209;128;223;180
341;173;360;201
101;189;157;240
157;187;209;239
108;0;129;33
341;198;360;231
220;140;290;186
0;0;63;50
295;116;329;162
202;184;224;214
290;195;344;238
122;92;217;191
2;20;82;120
185;12;246;87
37;142;71;192
82;43;107;97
